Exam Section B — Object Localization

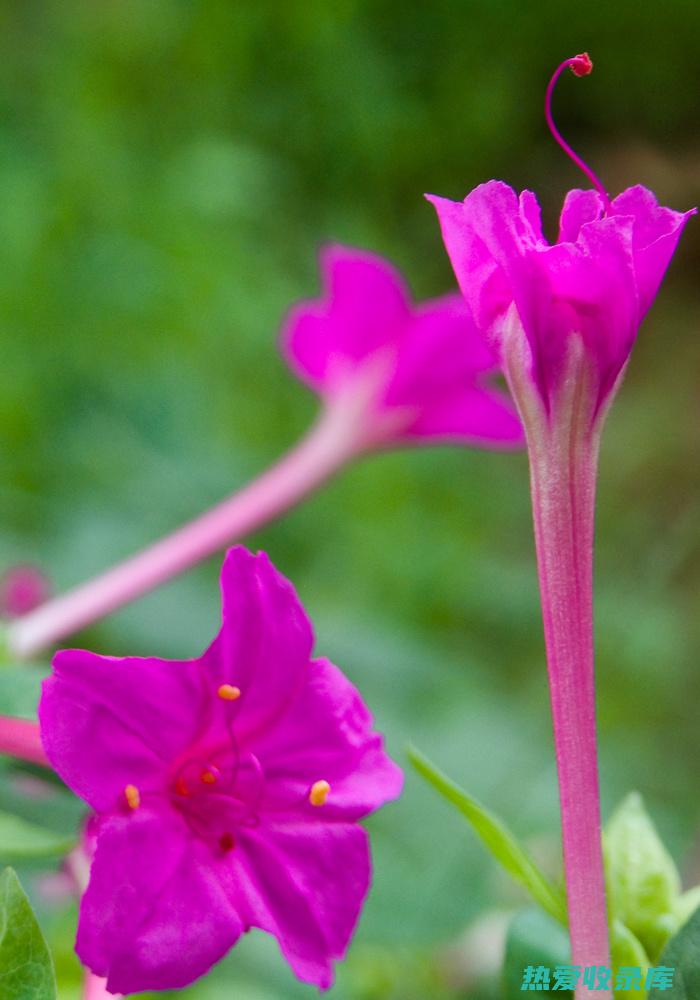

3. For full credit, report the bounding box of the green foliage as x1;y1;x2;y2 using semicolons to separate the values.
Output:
503;908;570;998
0;868;56;999
605;793;681;962
409;746;566;924
648;907;700;999
611;919;650;999
0;812;74;861
675;889;700;929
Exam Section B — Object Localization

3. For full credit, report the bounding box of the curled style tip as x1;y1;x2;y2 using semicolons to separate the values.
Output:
545;53;611;210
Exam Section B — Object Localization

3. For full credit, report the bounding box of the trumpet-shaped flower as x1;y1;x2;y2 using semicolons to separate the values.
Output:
39;547;403;995
428;182;695;421
281;244;523;449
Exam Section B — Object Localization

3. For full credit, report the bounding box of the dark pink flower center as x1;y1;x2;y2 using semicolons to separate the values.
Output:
119;682;330;855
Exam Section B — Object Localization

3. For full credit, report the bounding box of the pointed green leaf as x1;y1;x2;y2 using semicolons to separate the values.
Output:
503;908;571;998
648;904;700;998
408;746;566;924
0;812;74;860
0;867;57;998
611;919;650;999
605;793;680;961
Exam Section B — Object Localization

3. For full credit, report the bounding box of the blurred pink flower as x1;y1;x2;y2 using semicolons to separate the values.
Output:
39;547;402;995
281;244;524;449
0;565;50;618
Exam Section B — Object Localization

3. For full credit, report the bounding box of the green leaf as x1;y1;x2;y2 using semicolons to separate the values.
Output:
674;887;700;930
648;904;700;998
0;811;74;860
0;867;57;999
408;745;566;924
605;792;680;961
503;907;571;998
611;919;650;999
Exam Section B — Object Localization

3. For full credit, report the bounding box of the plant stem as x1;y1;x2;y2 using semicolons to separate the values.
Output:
83;972;120;1000
0;717;48;767
529;424;611;996
7;404;361;659
504;325;612;999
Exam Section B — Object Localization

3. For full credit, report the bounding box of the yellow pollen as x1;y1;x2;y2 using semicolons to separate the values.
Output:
200;769;218;785
124;784;141;810
309;780;331;807
217;684;241;702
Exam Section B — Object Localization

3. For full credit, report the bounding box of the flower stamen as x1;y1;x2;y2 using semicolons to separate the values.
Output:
544;53;611;211
124;784;141;810
200;767;220;785
218;684;241;701
309;780;331;807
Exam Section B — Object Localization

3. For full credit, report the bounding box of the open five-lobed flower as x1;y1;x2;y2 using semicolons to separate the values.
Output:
39;547;403;995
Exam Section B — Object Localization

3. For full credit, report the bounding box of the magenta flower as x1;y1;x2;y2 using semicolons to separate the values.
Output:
281;244;523;449
428;182;694;418
428;53;694;999
39;547;402;995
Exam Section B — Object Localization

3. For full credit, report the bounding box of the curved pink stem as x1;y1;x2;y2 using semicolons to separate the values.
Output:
6;403;361;659
0;717;48;767
545;54;611;211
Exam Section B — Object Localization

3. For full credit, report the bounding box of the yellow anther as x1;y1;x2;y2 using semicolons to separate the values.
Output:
124;784;141;810
200;769;218;785
218;684;241;702
309;780;331;807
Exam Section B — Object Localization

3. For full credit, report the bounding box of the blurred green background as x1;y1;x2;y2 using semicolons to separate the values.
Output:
1;1;699;997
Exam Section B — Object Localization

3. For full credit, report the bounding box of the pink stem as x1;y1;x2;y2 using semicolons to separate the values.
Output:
0;717;49;767
528;426;611;997
83;972;120;1000
7;403;360;659
502;323;611;999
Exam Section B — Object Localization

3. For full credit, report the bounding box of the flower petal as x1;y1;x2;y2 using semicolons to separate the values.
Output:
232;820;370;989
612;185;696;317
252;657;402;821
204;548;315;743
280;245;411;392
78;806;243;994
427;187;517;336
557;189;605;244
40;650;207;811
378;295;523;445
535;215;639;397
405;385;524;445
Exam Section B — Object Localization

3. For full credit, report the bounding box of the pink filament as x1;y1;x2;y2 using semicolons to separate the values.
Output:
545;54;611;211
